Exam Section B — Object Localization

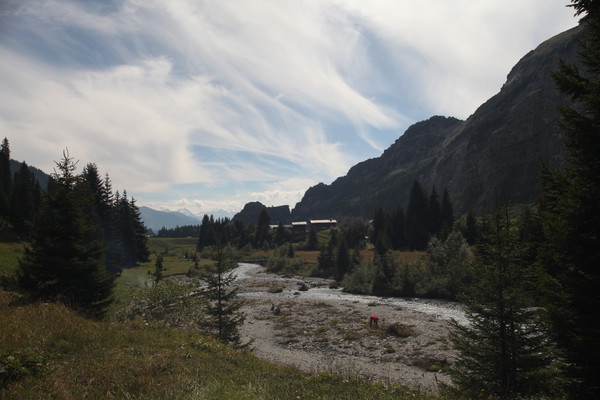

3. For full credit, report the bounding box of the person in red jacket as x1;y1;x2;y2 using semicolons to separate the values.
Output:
369;315;379;328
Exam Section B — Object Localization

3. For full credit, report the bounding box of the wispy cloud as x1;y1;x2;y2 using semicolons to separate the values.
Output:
0;0;578;214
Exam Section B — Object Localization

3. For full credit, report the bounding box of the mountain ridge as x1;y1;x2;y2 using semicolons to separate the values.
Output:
290;24;583;221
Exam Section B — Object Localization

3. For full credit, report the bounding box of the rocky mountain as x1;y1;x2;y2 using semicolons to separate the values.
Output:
291;24;584;220
233;201;291;225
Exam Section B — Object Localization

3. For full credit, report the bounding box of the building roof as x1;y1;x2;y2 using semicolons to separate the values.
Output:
310;219;337;224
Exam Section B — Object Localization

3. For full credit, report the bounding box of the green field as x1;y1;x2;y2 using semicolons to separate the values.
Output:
0;241;25;281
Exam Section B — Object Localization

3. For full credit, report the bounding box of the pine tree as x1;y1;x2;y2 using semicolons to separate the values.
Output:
334;238;350;282
255;207;271;248
537;2;600;396
9;162;36;237
129;196;149;263
0;138;11;217
406;180;429;250
16;150;114;317
197;214;215;251
150;254;165;284
316;241;335;278
449;205;556;398
201;242;244;345
306;226;318;251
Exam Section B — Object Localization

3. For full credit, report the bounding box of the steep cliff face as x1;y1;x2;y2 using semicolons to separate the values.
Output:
233;201;291;225
291;24;583;220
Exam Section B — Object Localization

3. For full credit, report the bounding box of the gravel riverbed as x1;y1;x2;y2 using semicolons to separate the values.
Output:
234;263;463;394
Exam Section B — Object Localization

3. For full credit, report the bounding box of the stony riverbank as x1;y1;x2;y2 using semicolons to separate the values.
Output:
234;264;459;394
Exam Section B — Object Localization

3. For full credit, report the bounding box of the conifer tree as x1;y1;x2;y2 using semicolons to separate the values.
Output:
255;207;271;248
334;238;350;282
306;226;318;251
406;180;429;250
197;214;215;251
316;241;335;277
538;2;600;396
129;196;149;263
17;150;114;317
150;254;165;284
201;241;244;345
9;162;37;237
0;138;10;216
449;205;556;398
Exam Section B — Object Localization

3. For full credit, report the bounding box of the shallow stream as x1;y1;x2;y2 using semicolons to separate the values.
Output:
233;262;468;325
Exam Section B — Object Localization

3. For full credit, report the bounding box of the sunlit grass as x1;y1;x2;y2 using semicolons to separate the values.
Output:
0;290;433;400
0;241;25;276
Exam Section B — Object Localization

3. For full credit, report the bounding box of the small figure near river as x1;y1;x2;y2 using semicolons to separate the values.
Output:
369;315;379;328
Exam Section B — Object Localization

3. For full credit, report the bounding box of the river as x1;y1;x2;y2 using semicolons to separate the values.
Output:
233;262;468;326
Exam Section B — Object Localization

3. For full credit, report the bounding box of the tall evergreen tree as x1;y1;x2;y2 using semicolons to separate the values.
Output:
371;206;387;247
129;196;150;263
150;254;165;284
255;207;271;248
317;240;335;278
406;180;429;250
450;205;556;398
306;226;318;251
197;214;215;251
201;242;244;345
334;238;350;282
537;2;600;396
0;138;10;217
9;162;37;237
16;150;114;317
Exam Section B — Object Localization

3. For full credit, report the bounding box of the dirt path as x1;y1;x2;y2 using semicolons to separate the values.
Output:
235;265;458;394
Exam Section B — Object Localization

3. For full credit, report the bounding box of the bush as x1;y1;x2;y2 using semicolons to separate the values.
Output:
0;351;44;385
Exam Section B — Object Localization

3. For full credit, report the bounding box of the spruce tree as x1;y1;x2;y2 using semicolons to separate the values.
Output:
150;254;165;284
449;205;556;398
306;226;318;251
537;2;600;396
197;214;215;251
334;238;350;282
316;241;335;277
16;151;114;317
201;242;244;345
255;207;271;248
129;196;149;263
0;138;10;217
9;162;36;237
406;180;429;250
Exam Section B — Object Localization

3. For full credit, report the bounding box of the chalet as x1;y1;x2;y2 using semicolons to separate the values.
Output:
309;219;337;231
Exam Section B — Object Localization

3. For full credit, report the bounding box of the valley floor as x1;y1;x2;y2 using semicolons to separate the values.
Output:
234;265;457;394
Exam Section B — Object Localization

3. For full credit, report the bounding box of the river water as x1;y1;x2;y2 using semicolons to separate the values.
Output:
233;262;468;326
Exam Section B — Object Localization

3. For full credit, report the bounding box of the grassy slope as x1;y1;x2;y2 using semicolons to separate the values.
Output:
1;238;435;399
0;291;432;400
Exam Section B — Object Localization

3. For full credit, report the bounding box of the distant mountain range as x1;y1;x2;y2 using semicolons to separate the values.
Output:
289;23;583;220
139;206;234;233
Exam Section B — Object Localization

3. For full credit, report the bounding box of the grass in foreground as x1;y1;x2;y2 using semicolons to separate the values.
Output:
0;290;433;400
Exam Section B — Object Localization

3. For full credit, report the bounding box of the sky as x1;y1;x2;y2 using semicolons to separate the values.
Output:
0;0;579;216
